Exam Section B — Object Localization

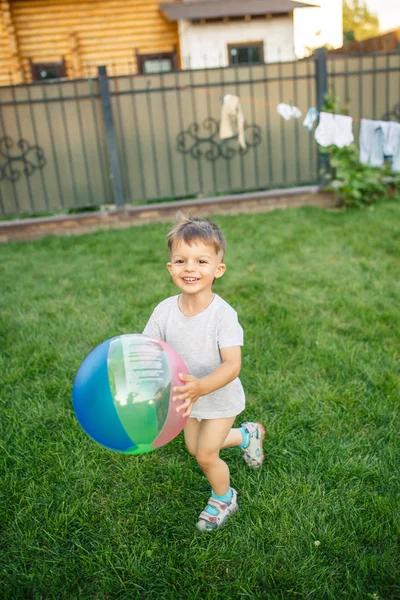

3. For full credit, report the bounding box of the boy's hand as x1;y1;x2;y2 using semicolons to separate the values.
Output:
172;373;203;418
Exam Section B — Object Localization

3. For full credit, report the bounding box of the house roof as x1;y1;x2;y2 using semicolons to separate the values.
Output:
159;0;317;22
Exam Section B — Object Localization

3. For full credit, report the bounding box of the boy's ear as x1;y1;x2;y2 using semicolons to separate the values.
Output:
214;263;226;279
166;262;172;275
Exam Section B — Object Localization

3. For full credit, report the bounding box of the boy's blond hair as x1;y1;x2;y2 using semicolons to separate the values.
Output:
167;213;226;257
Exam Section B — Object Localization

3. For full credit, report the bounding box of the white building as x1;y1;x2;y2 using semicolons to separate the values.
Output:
159;0;343;68
294;0;343;58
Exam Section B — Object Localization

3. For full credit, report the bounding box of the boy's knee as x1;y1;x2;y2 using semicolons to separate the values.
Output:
196;449;218;470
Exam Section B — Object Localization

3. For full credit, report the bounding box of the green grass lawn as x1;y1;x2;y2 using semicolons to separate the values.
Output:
1;202;399;600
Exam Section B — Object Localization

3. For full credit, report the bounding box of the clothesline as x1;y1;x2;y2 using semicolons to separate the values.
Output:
171;82;399;171
193;85;364;123
217;90;400;172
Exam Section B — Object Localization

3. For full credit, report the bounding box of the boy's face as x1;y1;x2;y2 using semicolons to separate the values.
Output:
167;239;226;295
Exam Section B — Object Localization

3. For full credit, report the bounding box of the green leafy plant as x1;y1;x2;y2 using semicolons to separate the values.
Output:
322;89;350;116
322;144;400;208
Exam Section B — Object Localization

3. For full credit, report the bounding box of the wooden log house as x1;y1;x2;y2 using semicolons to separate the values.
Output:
0;0;180;85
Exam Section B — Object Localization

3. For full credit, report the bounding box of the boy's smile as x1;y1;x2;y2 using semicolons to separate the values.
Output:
167;240;226;298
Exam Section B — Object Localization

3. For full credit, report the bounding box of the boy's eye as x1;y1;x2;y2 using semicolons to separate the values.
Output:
175;259;184;264
199;260;207;264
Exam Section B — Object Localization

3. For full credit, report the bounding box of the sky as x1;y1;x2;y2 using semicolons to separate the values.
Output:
364;0;400;32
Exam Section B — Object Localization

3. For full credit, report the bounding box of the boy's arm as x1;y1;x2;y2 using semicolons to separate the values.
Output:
173;346;241;417
196;346;241;396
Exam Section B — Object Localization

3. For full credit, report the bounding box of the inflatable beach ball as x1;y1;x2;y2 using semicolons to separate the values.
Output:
72;334;189;455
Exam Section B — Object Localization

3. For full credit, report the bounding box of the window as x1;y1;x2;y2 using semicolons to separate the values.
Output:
228;42;264;65
30;58;67;82
135;49;178;75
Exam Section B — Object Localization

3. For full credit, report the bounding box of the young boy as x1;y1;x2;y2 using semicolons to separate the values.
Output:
143;214;264;531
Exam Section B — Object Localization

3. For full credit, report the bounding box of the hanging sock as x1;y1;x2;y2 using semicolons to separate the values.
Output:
219;94;246;149
303;107;318;131
314;112;354;148
290;106;302;119
277;103;302;121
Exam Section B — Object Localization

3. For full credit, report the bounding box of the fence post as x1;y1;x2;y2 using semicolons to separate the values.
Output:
98;65;125;208
314;48;329;186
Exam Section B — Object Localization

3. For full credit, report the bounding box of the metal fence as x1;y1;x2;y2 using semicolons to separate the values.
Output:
0;49;399;217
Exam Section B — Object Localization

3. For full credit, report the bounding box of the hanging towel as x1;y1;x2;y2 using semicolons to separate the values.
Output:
219;94;246;149
277;103;302;121
359;119;400;169
314;112;354;148
303;107;318;131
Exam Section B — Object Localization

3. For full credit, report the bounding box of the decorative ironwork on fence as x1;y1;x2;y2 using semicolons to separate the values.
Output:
177;118;262;161
0;137;46;182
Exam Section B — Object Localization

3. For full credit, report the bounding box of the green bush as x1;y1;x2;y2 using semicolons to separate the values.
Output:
323;143;400;208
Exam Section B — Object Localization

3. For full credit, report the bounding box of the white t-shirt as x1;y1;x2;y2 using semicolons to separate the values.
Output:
143;294;245;419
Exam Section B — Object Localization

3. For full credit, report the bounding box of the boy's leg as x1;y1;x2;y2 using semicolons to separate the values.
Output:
183;417;202;457
196;417;236;495
221;422;266;468
195;417;238;531
221;427;242;449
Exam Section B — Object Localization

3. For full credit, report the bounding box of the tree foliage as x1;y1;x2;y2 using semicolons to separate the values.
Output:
343;0;380;42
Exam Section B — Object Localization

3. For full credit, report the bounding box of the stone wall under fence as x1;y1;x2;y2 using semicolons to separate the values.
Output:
0;186;341;243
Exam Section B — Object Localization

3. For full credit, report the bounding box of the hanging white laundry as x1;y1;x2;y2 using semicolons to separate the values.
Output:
360;119;388;167
303;107;318;131
314;112;354;148
277;103;302;121
219;94;246;149
359;119;400;169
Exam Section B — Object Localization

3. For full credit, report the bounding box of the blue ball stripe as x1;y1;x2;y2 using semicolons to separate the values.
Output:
72;339;137;452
